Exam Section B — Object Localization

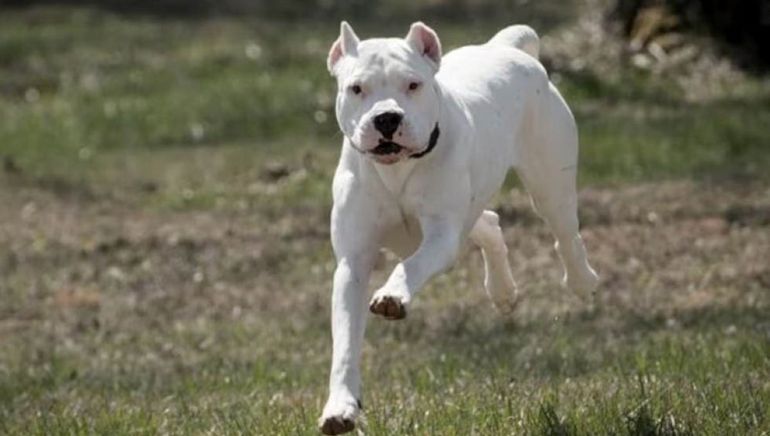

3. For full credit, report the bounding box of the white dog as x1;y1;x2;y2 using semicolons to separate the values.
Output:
319;21;599;434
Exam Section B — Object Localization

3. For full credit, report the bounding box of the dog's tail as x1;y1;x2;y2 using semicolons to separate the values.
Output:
487;25;539;60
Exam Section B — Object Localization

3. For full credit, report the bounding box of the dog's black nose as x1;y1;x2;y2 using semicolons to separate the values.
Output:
373;112;403;138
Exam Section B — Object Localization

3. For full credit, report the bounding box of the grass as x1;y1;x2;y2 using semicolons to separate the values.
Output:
2;6;769;188
0;5;769;435
1;286;768;434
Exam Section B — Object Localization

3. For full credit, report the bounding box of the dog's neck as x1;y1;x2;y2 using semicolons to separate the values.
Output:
370;83;463;197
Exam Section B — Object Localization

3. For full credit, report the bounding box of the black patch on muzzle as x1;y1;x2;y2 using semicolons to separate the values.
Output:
372;141;404;155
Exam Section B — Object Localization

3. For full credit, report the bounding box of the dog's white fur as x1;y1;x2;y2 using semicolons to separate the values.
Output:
319;22;598;435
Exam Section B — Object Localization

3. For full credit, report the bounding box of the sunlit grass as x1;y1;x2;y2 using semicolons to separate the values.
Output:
2;7;769;189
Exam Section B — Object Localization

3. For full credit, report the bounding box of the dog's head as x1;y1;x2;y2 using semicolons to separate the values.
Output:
327;22;442;165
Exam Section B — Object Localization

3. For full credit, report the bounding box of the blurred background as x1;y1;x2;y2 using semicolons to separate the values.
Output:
0;0;768;434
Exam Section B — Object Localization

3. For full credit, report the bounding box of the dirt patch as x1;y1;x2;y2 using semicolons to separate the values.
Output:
0;176;767;343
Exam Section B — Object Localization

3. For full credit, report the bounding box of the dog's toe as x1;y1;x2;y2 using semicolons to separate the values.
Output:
493;295;520;315
319;416;355;435
369;295;407;320
564;267;600;297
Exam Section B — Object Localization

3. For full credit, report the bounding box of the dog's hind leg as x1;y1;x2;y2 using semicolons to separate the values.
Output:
515;86;599;295
470;210;519;313
518;162;598;295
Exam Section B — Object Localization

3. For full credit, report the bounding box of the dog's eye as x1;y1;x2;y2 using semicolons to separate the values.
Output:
408;81;421;91
350;84;363;95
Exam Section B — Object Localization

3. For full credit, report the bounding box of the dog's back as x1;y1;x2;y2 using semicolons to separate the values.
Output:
436;25;550;174
437;24;546;107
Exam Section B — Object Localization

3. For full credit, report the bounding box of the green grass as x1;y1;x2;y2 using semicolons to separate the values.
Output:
0;5;769;436
2;7;769;189
1;304;768;434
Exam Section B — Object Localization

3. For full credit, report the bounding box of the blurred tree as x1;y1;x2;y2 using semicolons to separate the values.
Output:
0;0;577;31
612;0;770;68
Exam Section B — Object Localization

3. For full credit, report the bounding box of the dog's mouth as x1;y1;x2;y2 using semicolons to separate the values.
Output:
362;123;440;163
371;141;404;156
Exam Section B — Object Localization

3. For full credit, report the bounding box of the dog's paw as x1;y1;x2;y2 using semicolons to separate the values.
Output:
319;416;355;436
369;291;408;320
563;266;599;296
484;276;521;315
319;395;360;435
491;293;520;315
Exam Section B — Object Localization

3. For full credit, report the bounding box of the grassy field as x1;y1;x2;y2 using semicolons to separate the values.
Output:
1;5;769;435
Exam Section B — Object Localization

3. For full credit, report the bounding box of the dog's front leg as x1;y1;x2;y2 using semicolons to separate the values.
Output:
369;216;462;320
319;182;380;435
319;251;375;435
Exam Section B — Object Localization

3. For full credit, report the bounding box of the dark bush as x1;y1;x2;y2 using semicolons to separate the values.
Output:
613;0;770;68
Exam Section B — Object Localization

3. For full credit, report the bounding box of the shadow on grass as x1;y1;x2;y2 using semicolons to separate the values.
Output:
405;302;770;380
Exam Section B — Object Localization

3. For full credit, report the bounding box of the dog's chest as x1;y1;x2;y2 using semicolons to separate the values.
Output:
367;160;429;222
372;159;418;197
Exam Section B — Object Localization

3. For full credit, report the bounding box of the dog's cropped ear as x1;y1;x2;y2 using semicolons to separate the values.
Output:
327;21;360;74
405;22;441;70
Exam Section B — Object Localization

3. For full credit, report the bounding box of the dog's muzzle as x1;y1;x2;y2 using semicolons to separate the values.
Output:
409;123;440;159
372;141;404;156
368;123;440;159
